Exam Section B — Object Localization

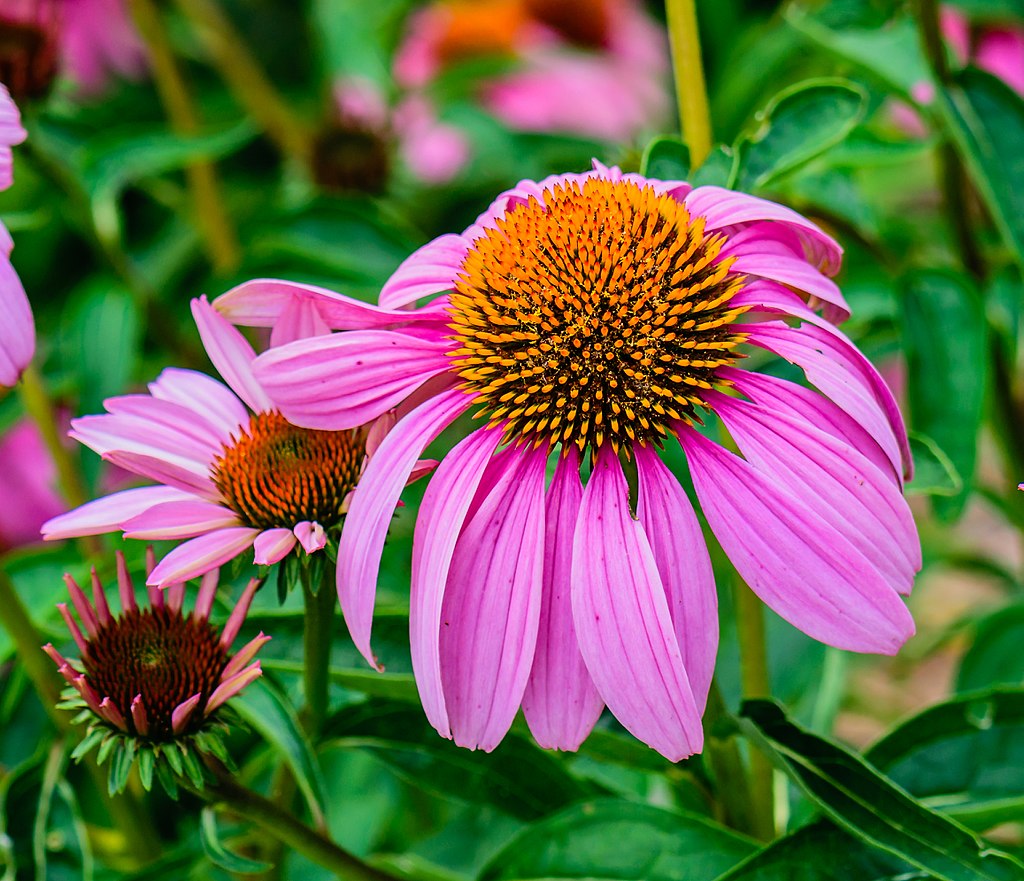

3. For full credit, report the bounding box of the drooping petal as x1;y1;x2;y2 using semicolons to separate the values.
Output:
191;296;273;412
104;393;232;450
410;427;504;737
101;450;218;500
270;295;332;347
42;486;195;540
70;413;215;477
253;329;452;431
634;445;718;712
679;425;915;654
253;528;297;565
122;500;240;540
0;253;34;388
439;444;547;751
379;234;467;309
337;387;472;667
522;448;604;751
711;392;920;594
294;521;326;554
571;453;704;761
146;527;261;587
148;368;249;440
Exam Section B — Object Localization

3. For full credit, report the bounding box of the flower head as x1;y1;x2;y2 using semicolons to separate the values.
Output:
239;162;920;761
44;551;266;792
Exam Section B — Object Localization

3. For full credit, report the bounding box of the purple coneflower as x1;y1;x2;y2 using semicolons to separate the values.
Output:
42;296;433;588
0;82;32;389
44;551;266;790
234;161;919;761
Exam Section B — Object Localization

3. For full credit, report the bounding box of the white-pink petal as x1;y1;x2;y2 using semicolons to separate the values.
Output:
122;499;240;540
253;528;297;565
42;486;195;540
378;234;468;310
294;521;327;554
191;296;273;413
146;527;261;587
148;368;249;440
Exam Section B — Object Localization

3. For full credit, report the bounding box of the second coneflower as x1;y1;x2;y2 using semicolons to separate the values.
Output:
242;161;920;761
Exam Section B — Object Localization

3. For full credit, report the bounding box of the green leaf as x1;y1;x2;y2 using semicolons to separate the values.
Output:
938;68;1024;270
232;679;328;828
479;800;756;881
137;748;154;792
690;146;739;188
640;136;691;180
957;606;1024;693
107;738;136;795
906;432;963;497
200;808;272;875
325;700;593;820
899;270;987;519
738;699;1024;880
735;79;867;191
714;820;917;881
866;688;1024;831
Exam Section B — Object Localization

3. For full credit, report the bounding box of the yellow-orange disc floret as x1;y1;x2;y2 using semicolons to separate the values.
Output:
213;411;365;530
448;178;749;453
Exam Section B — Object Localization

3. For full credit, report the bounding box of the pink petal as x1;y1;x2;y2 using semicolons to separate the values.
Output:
191;296;273;412
146;527;261;587
679;425;915;654
710;393;920;595
122;500;240;540
222;632;271;679
337;387;472;667
70;413;214;476
101;450;218;500
253;528;297;565
148;368;248;440
439;445;547;751
215;279;447;331
42;486;195;540
410;427;504;738
253;329;452;430
684;186;842;274
0;253;33;388
294;521;326;554
522;448;604;751
269;295;332;347
104;393;230;449
220;577;262;647
171;693;202;734
379;234;467;310
206;663;262;714
634;444;718;712
571;453;703;761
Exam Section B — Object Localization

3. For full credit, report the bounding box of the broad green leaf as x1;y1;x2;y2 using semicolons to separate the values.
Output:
736;79;866;190
900;270;986;519
714;820;918;881
938;68;1024;269
691;146;739;189
866;688;1024;831
479;800;756;881
906;432;963;497
957;607;1024;692
325;700;593;820
738;699;1024;880
200;808;272;875
640;137;691;181
233;679;328;828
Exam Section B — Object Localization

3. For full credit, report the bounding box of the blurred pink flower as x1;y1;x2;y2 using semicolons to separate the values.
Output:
244;161;919;759
0;419;62;551
394;0;670;143
0;83;32;388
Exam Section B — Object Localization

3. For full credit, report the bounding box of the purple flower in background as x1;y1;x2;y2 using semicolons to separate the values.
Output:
0;419;63;550
240;161;920;760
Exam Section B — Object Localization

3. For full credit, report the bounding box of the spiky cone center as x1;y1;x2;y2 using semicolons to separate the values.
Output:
448;178;749;454
212;410;365;531
81;606;228;741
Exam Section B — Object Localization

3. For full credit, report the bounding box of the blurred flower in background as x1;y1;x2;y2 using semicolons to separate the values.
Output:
0;419;62;551
0;0;146;100
394;0;671;143
0;82;31;389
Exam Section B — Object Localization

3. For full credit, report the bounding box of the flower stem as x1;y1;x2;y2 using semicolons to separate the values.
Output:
301;562;336;738
913;0;984;279
127;0;241;274
172;0;313;165
702;680;757;834
665;0;713;166
734;579;775;840
199;761;400;881
0;570;161;863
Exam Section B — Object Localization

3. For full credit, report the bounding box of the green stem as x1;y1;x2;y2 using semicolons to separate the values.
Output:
200;762;400;881
734;580;775;840
665;0;713;166
913;0;984;279
0;570;161;862
128;0;241;274
302;562;336;739
702;680;757;834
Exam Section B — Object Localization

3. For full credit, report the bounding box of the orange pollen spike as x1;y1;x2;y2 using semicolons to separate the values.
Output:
212;410;365;530
448;178;748;453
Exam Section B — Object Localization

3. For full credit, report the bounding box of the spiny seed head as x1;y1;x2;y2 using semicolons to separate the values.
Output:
448;177;748;454
212;410;365;531
83;606;226;741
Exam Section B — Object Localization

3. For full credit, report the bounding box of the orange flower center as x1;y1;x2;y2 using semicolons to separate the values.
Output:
212;411;365;531
448;178;748;453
